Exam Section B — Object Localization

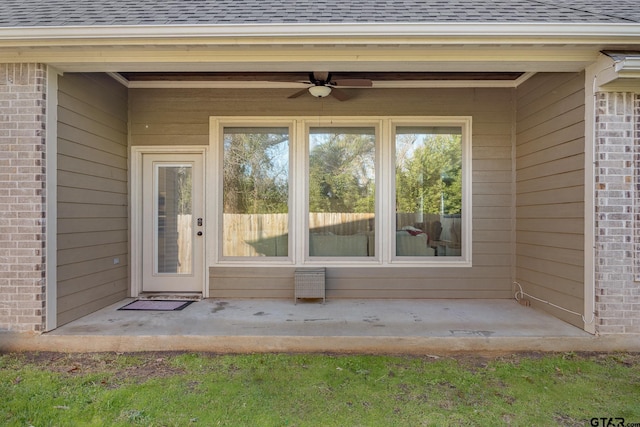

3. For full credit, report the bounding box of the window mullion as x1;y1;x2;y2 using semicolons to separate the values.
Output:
381;119;394;264
295;120;307;265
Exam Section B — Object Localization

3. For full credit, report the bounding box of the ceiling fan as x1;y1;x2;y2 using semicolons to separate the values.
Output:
287;72;373;101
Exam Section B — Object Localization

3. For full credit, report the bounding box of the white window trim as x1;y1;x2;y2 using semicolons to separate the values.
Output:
302;118;383;265
211;118;297;266
210;116;472;268
387;117;473;267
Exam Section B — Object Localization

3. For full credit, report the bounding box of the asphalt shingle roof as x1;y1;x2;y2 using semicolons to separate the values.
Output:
0;0;639;27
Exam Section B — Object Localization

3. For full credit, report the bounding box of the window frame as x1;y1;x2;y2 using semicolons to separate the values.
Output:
210;116;472;267
211;118;297;265
387;118;472;266
302;119;383;264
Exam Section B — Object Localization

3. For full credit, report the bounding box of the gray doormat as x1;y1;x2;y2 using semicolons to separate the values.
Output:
118;300;194;311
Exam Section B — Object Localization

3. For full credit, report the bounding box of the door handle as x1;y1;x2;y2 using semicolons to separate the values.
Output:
197;218;203;226
197;231;203;236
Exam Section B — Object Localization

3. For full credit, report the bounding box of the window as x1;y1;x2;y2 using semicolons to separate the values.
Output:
394;126;463;258
308;127;376;257
213;117;470;266
222;127;290;257
156;165;192;273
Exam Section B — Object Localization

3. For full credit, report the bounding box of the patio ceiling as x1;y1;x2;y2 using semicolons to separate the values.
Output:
116;71;531;89
119;71;526;82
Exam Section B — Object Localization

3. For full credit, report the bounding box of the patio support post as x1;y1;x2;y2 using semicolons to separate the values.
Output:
593;91;640;334
0;63;48;333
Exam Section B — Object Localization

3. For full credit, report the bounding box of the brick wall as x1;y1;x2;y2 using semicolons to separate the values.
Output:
0;63;47;332
594;91;640;334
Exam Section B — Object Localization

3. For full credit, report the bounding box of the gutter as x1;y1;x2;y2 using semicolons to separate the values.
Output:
614;56;640;78
0;22;640;45
598;52;640;90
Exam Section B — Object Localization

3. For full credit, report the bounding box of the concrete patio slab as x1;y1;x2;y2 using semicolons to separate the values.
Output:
2;299;639;354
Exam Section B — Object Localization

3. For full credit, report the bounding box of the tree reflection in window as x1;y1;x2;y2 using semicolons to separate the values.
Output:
308;127;376;257
223;127;289;257
395;127;462;257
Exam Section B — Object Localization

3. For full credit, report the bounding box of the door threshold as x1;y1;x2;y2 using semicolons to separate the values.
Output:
138;292;203;301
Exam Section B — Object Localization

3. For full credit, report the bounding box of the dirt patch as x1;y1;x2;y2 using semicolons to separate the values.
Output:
15;351;187;384
6;351;640;382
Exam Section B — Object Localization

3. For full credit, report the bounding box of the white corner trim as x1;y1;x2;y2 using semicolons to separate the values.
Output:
582;59;605;335
45;66;61;332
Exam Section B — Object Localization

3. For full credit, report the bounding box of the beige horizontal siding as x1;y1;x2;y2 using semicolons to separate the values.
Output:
57;154;128;182
210;266;512;300
56;267;129;299
57;73;128;327
210;267;294;299
130;87;513;144
57;230;128;251
515;72;585;327
128;87;518;298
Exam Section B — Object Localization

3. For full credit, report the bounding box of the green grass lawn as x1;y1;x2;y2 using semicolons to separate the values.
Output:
1;352;638;426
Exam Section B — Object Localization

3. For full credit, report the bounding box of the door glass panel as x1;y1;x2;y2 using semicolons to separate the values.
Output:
156;165;193;274
222;127;290;257
308;127;376;257
395;126;463;257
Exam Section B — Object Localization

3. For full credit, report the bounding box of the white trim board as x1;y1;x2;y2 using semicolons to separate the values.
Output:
121;72;537;90
209;115;472;269
45;66;62;332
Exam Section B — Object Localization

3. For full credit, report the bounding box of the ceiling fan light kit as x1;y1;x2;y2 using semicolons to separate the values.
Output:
308;85;332;98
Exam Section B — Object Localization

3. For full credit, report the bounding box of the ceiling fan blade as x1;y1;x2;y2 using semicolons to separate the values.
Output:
330;88;351;101
332;78;373;87
288;88;310;99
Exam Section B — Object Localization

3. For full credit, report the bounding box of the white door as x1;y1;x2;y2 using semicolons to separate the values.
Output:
141;153;204;293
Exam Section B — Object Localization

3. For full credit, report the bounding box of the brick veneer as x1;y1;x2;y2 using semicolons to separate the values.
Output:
594;91;640;334
0;64;47;332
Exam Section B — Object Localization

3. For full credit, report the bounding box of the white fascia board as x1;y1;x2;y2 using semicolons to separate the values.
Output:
1;22;640;45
